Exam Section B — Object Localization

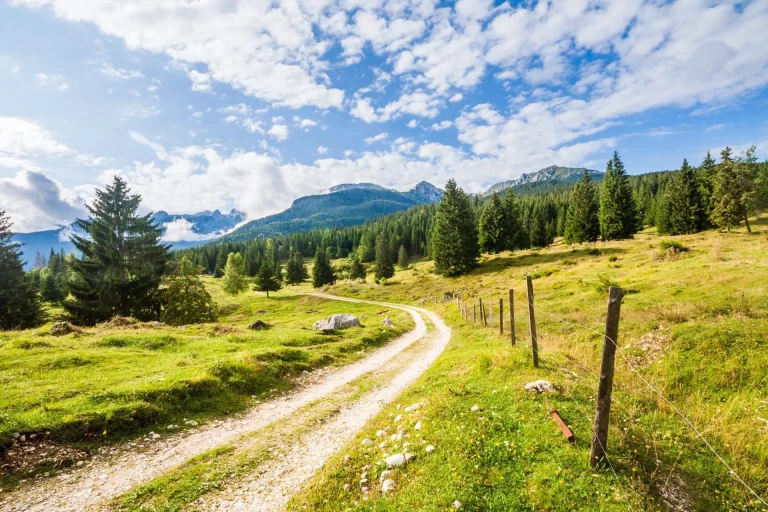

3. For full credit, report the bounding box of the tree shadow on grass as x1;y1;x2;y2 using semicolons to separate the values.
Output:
466;246;627;277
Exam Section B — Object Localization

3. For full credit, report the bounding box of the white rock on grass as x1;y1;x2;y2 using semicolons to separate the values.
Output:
184;420;198;426
414;421;422;431
425;445;435;454
381;479;396;493
375;429;386;437
453;500;462;509
385;454;406;468
471;405;480;412
313;314;362;331
524;380;556;393
361;439;374;446
149;432;161;440
405;453;415;462
394;414;403;423
404;403;421;413
379;470;392;482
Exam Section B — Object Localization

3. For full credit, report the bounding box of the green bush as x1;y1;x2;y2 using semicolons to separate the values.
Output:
659;240;689;253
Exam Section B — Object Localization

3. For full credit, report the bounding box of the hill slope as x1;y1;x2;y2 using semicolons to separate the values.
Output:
485;165;603;196
219;182;442;242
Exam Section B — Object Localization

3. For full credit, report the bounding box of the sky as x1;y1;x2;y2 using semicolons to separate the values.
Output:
1;0;768;233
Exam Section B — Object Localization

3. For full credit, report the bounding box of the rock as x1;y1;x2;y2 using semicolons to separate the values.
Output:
404;403;421;413
149;432;161;440
343;483;350;492
359;478;369;486
147;321;164;327
20;435;26;442
361;486;369;493
375;429;386;437
425;445;435;454
453;500;462;509
524;380;556;393
405;453;415;462
361;439;374;447
167;424;179;430
12;433;20;439
76;461;84;467
50;322;79;336
29;434;36;439
383;317;394;327
248;320;269;330
385;454;406;468
414;421;422;431
394;414;402;423
103;316;137;327
381;479;396;493
379;470;392;482
184;420;198;426
313;314;362;331
471;405;480;412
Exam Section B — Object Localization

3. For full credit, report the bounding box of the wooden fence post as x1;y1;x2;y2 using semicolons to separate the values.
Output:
526;276;539;368
473;304;476;323
499;298;504;335
509;289;516;346
479;298;485;326
590;286;623;467
489;301;493;329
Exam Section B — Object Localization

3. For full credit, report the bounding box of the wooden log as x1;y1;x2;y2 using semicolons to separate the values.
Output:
526;276;539;368
590;286;624;467
551;409;574;442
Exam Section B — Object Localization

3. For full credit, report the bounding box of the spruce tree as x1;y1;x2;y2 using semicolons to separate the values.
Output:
502;189;527;250
349;255;367;280
0;210;42;329
660;159;706;235
431;179;479;275
699;151;717;219
161;257;217;325
213;250;226;278
312;247;336;288
397;244;409;269
711;147;746;231
479;193;509;254
285;251;309;284
599;152;639;240
221;252;249;295
66;177;169;325
564;170;600;244
254;259;282;297
529;203;550;248
374;231;394;280
41;271;67;303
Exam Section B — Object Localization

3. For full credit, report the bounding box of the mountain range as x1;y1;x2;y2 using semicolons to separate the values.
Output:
483;165;602;196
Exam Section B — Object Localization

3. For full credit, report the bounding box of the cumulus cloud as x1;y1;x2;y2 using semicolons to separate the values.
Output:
317;145;328;155
0;171;87;232
268;124;289;141
101;63;144;80
365;132;388;144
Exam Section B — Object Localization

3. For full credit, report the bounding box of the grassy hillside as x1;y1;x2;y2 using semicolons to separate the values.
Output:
290;217;768;511
0;279;412;489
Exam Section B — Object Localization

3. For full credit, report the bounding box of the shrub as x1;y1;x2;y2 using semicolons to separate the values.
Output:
608;255;618;262
659;240;689;253
593;274;619;294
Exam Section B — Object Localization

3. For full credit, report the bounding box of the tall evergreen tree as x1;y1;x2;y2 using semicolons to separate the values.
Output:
659;159;706;235
699;151;717;219
213;250;226;278
564;170;600;244
312;247;336;288
599;152;639;240
479;193;510;253
502;189;527;250
0;210;42;330
374;231;394;280
529;203;550;248
397;244;409;269
711;147;746;232
161;257;217;325
349;255;367;280
431;179;479;275
221;252;249;295
65;177;169;325
254;259;282;297
285;251;309;284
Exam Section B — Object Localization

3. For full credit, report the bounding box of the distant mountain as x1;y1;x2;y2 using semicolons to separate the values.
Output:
484;165;603;196
13;208;246;270
322;183;388;193
220;181;443;242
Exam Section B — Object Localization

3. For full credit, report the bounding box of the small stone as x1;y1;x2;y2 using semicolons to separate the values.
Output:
381;479;396;493
359;478;369;486
12;433;20;439
414;421;422;431
167;424;178;430
385;453;406;468
375;429;386;437
20;435;26;442
76;461;84;467
471;405;480;412
184;420;198;426
379;441;387;449
453;500;462;509
29;434;37;439
343;483;350;492
361;439;374;447
394;414;403;423
149;432;161;440
361;486;369;493
425;445;435;453
379;470;392;482
404;403;421;413
404;452;415;462
524;380;556;393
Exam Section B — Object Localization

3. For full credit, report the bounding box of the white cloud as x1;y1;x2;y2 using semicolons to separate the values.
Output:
101;63;144;80
188;70;212;92
35;73;69;91
430;120;453;131
160;218;221;242
121;104;161;118
407;119;418;128
317;145;328;155
449;93;463;103
0;171;87;232
706;123;725;132
268;124;289;142
365;132;388;144
0;117;74;171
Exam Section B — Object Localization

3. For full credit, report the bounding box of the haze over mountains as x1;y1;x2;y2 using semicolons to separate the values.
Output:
13;167;603;267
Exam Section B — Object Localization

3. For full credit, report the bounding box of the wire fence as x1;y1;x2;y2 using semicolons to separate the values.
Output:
443;285;768;509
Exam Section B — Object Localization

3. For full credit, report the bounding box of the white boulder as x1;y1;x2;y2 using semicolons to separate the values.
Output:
381;479;396;493
313;314;362;331
524;380;556;393
385;454;406;468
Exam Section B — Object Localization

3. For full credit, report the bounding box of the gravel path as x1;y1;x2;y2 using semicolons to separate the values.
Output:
200;299;451;511
0;296;444;512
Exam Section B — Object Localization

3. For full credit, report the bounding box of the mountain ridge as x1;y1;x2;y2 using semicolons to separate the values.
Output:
484;165;603;196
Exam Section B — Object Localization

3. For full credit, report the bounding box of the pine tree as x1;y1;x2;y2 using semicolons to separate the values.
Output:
374;231;394;280
161;257;217;325
65;177;169;325
397;244;409;269
529;203;550;248
431;179;479;275
699;151;717;220
312;247;336;288
221;252;249;295
285;251;308;284
564;170;600;244
502;189;527;250
0;210;42;330
479;193;510;253
659;159;706;235
41;271;67;303
711;147;746;232
213;250;226;278
254;259;282;297
349;255;367;280
600;152;639;240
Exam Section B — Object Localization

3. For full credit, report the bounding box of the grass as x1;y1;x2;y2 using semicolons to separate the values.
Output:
0;278;412;488
290;216;768;511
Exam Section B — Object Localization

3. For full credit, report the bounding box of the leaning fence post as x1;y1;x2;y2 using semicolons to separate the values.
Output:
509;289;516;346
526;276;539;368
499;298;504;335
590;286;623;467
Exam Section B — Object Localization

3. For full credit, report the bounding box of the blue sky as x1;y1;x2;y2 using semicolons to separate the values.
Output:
1;0;768;233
